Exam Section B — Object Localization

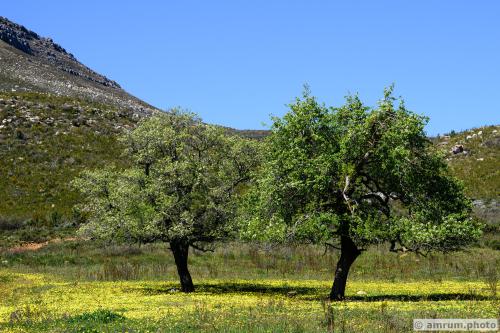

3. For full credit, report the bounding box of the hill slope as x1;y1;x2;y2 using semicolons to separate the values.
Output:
0;16;157;116
0;93;137;233
434;126;499;200
433;126;499;230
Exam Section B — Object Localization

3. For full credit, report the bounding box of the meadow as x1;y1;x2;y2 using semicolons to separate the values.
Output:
0;241;498;332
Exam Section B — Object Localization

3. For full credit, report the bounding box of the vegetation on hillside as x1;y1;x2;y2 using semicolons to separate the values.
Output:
0;92;138;243
434;126;500;249
434;125;500;200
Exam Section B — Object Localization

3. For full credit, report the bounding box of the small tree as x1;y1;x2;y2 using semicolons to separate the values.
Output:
240;86;482;300
73;111;258;292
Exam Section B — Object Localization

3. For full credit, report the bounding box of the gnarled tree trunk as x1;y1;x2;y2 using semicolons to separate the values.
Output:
170;239;195;292
329;235;361;301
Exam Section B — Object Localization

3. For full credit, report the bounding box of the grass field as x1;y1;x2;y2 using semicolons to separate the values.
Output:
0;241;498;332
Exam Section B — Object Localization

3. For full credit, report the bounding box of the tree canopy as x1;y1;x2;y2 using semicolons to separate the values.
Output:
240;86;482;300
73;111;259;291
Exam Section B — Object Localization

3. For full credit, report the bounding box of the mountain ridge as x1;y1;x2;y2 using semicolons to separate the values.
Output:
0;16;157;116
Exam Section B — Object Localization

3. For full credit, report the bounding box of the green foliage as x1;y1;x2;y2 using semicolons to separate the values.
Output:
242;86;482;253
73;111;259;247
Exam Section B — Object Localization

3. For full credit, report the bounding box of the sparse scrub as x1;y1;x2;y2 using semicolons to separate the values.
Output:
0;92;134;224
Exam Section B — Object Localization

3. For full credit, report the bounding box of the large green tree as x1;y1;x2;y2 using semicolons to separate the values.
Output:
240;87;482;300
73;111;258;292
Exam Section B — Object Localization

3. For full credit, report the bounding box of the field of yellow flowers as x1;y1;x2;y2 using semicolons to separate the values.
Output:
0;242;498;332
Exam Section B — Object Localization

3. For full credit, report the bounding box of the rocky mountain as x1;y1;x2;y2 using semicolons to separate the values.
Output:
0;16;157;116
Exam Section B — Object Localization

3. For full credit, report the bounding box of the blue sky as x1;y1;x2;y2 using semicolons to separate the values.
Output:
3;1;499;134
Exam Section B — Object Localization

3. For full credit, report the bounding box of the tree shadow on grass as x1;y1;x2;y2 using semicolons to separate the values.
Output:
136;282;493;302
345;293;492;302
139;281;320;297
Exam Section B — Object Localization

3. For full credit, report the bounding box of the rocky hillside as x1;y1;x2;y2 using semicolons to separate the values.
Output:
435;126;499;200
0;17;157;116
0;93;138;220
433;125;499;231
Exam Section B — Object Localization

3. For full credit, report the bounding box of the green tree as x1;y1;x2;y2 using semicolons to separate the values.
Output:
240;86;482;300
73;111;259;292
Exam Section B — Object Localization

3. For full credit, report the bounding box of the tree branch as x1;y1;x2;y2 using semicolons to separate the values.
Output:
190;242;215;253
389;240;428;257
359;192;390;217
342;176;356;214
360;192;388;204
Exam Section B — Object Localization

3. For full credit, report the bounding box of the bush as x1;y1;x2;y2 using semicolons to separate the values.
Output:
0;217;24;231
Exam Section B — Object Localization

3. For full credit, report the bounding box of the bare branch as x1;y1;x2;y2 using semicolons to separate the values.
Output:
360;192;388;204
389;240;428;257
325;242;341;250
342;176;356;214
190;243;215;253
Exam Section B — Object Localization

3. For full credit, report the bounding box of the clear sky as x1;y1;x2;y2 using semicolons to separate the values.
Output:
2;1;499;134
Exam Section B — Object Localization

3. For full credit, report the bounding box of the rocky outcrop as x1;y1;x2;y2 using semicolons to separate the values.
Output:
0;17;120;89
451;144;464;154
0;16;157;116
0;21;33;54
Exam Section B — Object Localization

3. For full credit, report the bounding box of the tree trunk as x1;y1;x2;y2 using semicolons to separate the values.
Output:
329;235;361;301
170;239;195;292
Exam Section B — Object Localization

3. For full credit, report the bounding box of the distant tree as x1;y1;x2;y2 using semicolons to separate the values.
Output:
73;111;259;292
240;86;482;300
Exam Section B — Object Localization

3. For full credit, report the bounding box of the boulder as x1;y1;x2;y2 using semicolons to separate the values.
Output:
71;118;86;127
451;145;464;154
61;103;73;111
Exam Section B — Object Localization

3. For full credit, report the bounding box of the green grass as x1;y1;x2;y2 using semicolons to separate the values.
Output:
0;242;498;332
1;277;497;332
1;241;499;282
